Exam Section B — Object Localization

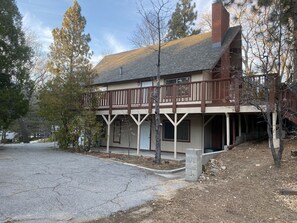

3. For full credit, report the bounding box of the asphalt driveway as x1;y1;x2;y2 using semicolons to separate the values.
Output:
0;143;186;222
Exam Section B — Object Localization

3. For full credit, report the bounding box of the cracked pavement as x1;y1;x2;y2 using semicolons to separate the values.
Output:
0;143;186;223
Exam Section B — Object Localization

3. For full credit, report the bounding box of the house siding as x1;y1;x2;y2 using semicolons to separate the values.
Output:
151;114;203;153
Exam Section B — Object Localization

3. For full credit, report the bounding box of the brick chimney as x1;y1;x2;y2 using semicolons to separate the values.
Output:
212;2;230;47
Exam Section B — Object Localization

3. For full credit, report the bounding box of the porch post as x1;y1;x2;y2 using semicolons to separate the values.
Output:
107;119;111;153
102;114;118;153
225;113;230;147
137;114;141;155
164;113;188;159
130;113;149;155
174;113;177;159
202;115;204;151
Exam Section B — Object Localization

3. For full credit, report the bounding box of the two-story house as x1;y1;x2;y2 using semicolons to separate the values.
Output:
90;2;270;158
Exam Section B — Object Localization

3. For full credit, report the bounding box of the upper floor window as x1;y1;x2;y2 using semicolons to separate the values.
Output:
164;76;190;97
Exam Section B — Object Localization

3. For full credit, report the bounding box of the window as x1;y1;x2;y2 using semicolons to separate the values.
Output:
113;119;121;143
164;76;190;97
163;120;190;142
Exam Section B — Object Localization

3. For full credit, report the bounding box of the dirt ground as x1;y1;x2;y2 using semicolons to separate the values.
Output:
88;152;185;170
90;139;297;223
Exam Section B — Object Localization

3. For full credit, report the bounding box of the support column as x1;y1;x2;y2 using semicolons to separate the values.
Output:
225;113;230;147
102;114;118;153
202;115;205;152
164;113;188;159
130;113;149;155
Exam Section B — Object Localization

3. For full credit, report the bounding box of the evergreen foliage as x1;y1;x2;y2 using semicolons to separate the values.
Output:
167;0;200;40
0;0;33;129
38;0;99;150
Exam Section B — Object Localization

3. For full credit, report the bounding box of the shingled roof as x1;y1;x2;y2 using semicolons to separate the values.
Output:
93;26;241;85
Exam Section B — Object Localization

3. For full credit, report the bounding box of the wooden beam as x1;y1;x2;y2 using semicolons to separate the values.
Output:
102;114;118;153
127;89;131;115
109;92;113;115
201;82;206;113
226;113;230;146
164;113;188;159
148;87;153;114
172;84;177;113
204;115;215;127
130;113;149;155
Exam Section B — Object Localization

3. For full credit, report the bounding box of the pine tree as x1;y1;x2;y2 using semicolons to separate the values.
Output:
0;0;32;130
39;0;93;149
167;0;200;40
47;0;92;79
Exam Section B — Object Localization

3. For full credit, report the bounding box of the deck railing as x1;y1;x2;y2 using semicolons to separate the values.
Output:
85;75;275;114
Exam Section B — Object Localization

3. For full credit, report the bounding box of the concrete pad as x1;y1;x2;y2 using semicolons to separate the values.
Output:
0;143;186;222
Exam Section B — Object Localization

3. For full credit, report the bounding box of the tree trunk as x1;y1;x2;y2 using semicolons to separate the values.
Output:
154;53;161;164
19;119;30;143
293;0;297;81
154;13;162;165
267;111;278;165
266;75;278;165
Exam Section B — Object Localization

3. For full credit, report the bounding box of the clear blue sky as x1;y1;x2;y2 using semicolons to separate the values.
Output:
16;0;212;65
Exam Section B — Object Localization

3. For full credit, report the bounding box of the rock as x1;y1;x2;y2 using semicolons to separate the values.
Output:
221;166;226;170
199;174;206;180
291;150;297;157
210;168;219;173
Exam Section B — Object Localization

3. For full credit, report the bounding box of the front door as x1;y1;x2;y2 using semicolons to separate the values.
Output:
140;120;150;150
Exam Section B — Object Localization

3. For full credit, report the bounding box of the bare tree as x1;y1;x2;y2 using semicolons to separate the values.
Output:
293;0;297;82
137;0;171;164
12;30;51;143
235;0;294;167
24;30;51;87
227;0;293;79
131;15;161;48
197;10;212;33
131;1;170;48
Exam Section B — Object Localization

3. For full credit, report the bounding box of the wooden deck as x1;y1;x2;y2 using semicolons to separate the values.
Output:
85;75;279;114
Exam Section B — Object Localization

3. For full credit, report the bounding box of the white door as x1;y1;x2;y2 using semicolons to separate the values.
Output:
140;121;150;150
141;81;152;104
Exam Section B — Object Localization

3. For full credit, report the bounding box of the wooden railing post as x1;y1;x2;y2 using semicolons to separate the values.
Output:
172;84;177;113
201;81;206;113
109;91;113;115
148;87;153;114
127;89;131;114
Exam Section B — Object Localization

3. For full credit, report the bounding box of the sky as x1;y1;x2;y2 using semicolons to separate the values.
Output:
16;0;213;65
